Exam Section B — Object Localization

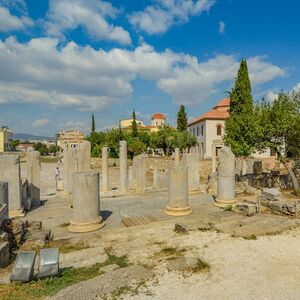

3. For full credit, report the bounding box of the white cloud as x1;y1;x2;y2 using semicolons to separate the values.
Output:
58;120;87;131
32;118;50;127
45;0;131;44
129;0;215;35
219;21;225;34
0;6;33;32
265;90;278;102
0;37;286;110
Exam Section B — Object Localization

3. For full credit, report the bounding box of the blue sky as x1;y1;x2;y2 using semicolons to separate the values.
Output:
0;0;299;137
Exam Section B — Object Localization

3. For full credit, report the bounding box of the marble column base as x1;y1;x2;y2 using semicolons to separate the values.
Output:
165;205;192;216
68;216;104;233
214;198;236;208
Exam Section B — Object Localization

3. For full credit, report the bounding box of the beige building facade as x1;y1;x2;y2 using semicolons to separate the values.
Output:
0;126;12;153
57;130;85;151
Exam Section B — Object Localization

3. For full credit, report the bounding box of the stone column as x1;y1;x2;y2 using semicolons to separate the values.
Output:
0;181;8;226
128;166;134;189
64;149;77;196
153;165;158;188
68;172;104;233
26;151;40;205
174;148;180;166
165;166;192;216
133;154;147;192
0;155;23;216
211;144;217;173
119;141;127;193
101;146;109;192
0;181;8;207
182;153;200;191
78;141;91;172
215;146;236;207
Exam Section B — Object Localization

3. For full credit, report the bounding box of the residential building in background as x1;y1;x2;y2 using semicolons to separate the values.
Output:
119;113;167;133
0;126;12;153
120;118;144;129
56;130;85;151
16;143;34;152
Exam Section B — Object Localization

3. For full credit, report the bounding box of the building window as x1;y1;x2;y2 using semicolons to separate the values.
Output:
193;128;195;136
196;126;199;136
201;125;204;136
217;124;222;136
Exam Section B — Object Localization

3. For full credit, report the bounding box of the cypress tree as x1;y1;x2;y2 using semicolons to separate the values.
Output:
177;105;188;131
91;114;95;132
132;109;138;137
224;59;257;157
229;59;253;114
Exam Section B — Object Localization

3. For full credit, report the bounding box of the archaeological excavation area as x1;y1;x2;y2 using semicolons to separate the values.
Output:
1;142;300;299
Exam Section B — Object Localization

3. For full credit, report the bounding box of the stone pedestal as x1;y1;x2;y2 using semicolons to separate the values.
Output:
68;172;103;233
26;151;40;205
182;153;200;191
119;141;127;193
215;146;236;207
165;166;192;216
174;148;180;166
101;146;109;192
0;155;23;216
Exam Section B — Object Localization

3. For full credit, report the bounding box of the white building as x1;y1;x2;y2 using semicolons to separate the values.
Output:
188;98;275;159
188;98;229;159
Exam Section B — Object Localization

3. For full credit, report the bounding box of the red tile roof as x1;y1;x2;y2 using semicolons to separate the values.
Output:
151;113;166;120
188;98;230;126
213;97;230;109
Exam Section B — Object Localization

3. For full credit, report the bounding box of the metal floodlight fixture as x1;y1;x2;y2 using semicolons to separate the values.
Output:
38;248;60;279
10;251;36;283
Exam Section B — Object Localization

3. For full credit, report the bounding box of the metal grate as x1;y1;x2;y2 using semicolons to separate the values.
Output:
122;215;158;227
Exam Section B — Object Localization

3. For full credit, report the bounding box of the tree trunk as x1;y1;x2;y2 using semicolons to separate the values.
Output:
283;161;300;191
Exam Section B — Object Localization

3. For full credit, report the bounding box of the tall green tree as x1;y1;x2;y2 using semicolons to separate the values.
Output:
177;105;188;131
224;59;257;157
91;114;95;132
131;109;138;137
229;59;253;114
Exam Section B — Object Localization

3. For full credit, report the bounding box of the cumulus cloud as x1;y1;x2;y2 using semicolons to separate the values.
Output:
45;0;131;44
0;6;33;32
219;21;225;34
129;0;215;35
32;118;50;127
0;37;286;110
293;82;300;92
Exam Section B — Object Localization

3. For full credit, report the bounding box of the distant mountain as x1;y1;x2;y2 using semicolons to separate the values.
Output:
13;133;55;142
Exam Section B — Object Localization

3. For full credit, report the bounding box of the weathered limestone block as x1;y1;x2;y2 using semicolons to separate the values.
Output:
119;141;127;193
78;141;91;172
101;146;109;192
182;153;200;191
26;151;40;205
0;155;23;215
165;166;192;216
133;154;147;192
236;203;257;216
215;146;236;207
262;188;281;201
68;172;104;233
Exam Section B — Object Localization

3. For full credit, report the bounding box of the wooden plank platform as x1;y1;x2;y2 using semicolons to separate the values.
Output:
121;215;158;227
